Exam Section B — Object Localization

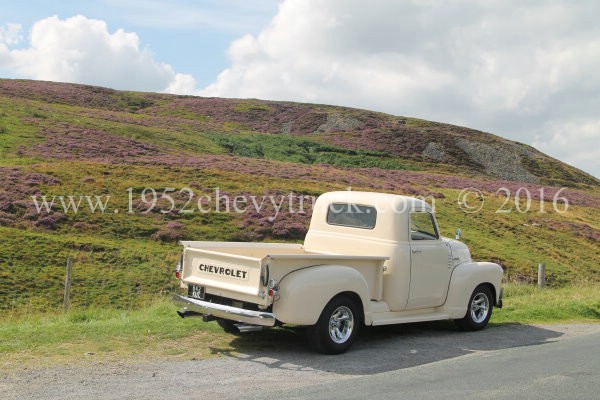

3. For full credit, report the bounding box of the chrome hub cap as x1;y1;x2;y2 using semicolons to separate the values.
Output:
328;306;354;344
470;292;489;323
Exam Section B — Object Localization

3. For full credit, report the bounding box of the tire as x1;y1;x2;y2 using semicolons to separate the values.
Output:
307;295;360;354
455;284;494;331
217;319;240;334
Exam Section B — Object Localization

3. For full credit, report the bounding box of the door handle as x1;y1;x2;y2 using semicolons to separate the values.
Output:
411;249;422;253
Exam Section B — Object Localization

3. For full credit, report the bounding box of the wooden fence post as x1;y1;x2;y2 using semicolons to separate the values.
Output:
537;263;546;288
63;258;73;311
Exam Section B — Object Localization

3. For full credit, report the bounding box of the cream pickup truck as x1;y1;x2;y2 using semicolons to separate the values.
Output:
173;191;503;354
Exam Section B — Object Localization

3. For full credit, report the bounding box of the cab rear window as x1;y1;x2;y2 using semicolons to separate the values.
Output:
326;203;377;229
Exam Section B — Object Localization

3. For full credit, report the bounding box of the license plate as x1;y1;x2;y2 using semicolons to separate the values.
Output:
188;284;205;300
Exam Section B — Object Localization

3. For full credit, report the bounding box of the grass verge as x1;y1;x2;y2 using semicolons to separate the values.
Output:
0;299;230;369
493;283;600;323
1;284;598;369
0;298;305;370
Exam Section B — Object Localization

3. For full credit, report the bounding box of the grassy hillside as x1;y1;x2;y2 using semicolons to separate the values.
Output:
0;79;598;314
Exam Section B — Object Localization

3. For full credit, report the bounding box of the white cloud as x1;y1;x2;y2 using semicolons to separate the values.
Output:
165;73;200;95
202;0;600;177
0;23;23;46
0;15;200;93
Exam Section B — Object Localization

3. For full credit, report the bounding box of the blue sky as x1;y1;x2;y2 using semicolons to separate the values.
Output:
1;0;279;87
1;0;599;178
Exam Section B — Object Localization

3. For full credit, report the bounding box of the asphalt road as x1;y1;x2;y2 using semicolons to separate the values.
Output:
1;323;599;400
263;328;600;400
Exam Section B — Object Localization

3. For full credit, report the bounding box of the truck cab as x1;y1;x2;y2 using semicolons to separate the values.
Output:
174;191;504;354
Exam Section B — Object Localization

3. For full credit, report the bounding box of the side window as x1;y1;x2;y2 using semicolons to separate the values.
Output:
410;212;439;240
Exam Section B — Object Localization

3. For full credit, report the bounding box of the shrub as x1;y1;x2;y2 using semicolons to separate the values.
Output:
151;221;186;242
34;212;66;230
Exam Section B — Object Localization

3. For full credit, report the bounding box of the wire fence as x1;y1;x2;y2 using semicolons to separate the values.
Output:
1;250;179;316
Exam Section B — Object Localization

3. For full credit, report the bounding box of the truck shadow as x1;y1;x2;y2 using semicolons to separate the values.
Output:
210;322;564;375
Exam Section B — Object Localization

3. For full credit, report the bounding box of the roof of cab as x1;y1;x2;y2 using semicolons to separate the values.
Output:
314;191;432;214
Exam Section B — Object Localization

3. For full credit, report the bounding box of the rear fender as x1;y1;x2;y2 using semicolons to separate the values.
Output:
273;265;371;326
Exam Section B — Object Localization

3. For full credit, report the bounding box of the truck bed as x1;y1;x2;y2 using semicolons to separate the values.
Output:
179;241;387;305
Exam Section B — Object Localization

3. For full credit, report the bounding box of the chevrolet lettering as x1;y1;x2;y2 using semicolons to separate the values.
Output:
198;263;248;280
173;191;503;354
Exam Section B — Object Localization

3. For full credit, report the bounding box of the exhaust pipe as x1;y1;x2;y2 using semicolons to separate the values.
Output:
176;309;202;319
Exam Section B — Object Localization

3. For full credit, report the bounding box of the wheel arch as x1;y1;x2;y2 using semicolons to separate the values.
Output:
442;261;503;319
479;282;497;307
335;290;365;325
273;265;371;326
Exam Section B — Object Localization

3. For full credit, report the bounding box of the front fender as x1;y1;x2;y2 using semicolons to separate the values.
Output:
273;265;370;326
442;261;503;319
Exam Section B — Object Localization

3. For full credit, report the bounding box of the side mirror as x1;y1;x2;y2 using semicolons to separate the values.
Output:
455;228;462;240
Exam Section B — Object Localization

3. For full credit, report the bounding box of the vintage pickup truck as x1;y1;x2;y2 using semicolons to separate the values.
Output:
173;191;503;354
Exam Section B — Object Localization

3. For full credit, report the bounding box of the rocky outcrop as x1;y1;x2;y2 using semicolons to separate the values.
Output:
422;142;446;162
455;138;540;183
314;113;365;133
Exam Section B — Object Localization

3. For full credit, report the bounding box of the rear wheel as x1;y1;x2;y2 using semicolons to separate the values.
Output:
455;284;493;331
307;295;360;354
217;319;240;334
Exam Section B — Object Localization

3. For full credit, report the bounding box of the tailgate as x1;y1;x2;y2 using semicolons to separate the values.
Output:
182;247;265;298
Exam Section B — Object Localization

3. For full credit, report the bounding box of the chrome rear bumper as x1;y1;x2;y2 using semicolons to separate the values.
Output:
173;294;276;327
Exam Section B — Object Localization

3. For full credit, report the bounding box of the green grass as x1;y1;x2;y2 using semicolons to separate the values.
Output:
493;283;600;323
207;131;418;170
0;297;308;369
0;283;596;368
45;101;225;155
0;98;45;162
0;226;180;312
0;299;233;367
111;91;158;112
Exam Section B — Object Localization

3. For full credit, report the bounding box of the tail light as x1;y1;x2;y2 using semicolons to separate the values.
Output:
267;279;279;300
175;255;183;279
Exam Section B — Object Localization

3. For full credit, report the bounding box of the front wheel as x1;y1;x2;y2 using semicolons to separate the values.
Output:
455;284;493;331
307;295;360;354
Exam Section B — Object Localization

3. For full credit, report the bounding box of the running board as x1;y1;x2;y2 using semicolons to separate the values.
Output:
370;311;450;326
